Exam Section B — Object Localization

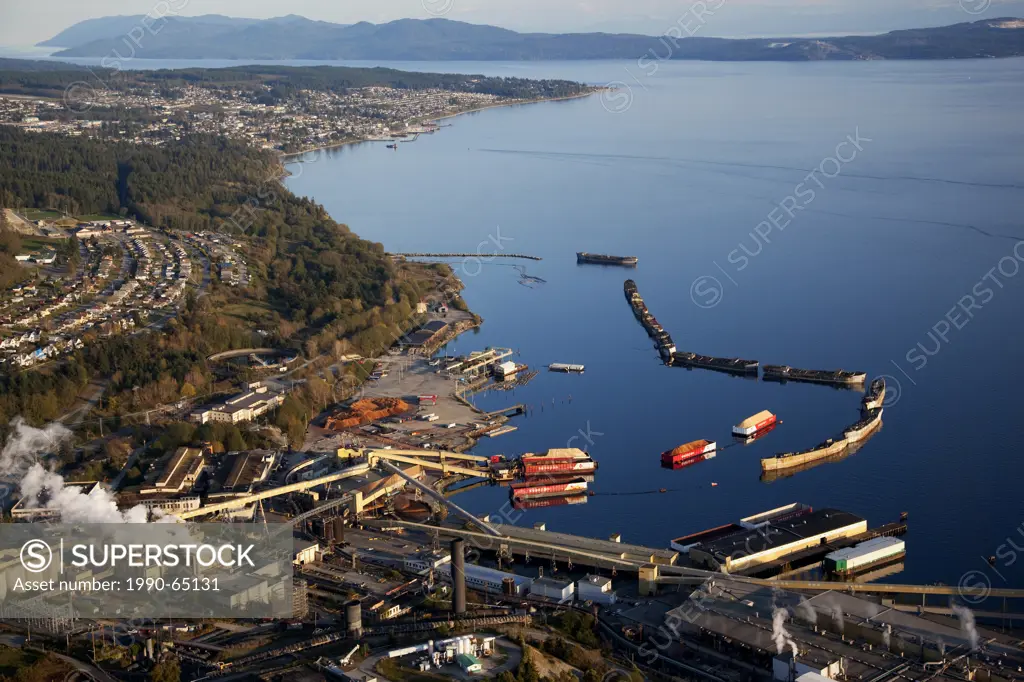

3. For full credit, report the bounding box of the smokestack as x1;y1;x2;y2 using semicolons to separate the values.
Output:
345;600;363;638
451;538;466;615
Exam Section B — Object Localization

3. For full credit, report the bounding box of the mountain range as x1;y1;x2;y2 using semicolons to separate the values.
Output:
40;15;1024;62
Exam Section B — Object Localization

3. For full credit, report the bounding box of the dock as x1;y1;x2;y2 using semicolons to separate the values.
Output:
390;252;542;261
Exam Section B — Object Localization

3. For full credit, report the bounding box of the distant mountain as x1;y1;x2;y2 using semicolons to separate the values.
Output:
42;16;1024;61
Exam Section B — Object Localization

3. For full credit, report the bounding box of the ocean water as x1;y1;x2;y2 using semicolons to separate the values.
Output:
281;58;1024;589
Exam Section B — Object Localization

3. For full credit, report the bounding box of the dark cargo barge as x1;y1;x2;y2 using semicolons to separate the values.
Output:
579;252;638;267
762;364;867;386
672;352;759;375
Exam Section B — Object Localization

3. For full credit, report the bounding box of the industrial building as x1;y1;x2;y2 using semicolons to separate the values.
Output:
403;550;451;575
435;562;533;596
659;577;1024;682
10;481;102;521
209;450;276;496
530;576;575;603
400;320;449;349
188;383;284;424
577;574;616;605
293;539;320;566
687;508;867;573
142;446;206;495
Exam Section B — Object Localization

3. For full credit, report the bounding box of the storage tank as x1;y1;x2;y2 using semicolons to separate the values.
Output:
451;538;466;615
345;600;363;637
332;517;345;543
502;577;516;596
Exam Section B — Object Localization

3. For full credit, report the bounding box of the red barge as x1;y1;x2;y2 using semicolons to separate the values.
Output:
661;440;717;468
510;477;589;500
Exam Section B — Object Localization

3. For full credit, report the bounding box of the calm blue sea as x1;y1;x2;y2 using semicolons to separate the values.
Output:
283;58;1024;589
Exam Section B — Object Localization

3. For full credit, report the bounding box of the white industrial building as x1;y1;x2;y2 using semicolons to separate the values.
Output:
577;574;616;604
773;652;843;682
404;550;451;575
189;383;284;424
530;576;575;603
436;563;533;596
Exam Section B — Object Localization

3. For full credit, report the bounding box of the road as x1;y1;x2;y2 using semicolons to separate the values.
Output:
0;634;116;682
58;379;108;426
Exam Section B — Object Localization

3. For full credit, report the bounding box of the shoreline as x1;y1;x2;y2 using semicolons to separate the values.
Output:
278;89;600;162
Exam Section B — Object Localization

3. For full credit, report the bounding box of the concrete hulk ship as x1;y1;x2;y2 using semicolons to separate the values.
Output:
763;364;867;386
761;407;883;472
578;252;638;267
862;377;886;410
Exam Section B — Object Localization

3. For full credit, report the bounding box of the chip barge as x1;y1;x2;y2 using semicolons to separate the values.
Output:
509;477;589;500
578;252;638;267
661;440;717;468
522;457;598;476
862;377;886;411
733;410;778;438
512;494;588;510
762;365;867;385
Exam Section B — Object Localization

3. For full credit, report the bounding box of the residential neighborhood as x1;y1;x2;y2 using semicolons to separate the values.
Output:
0;82;519;153
0;214;202;369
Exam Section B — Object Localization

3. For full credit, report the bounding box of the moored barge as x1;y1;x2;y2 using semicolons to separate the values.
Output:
522;458;598;476
512;494;588;510
661;440;717;468
733;410;777;437
510;477;589;500
762;365;867;385
579;252;638;267
677;352;760;375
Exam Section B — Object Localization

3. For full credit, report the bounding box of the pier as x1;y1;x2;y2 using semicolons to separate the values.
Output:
390;252;542;261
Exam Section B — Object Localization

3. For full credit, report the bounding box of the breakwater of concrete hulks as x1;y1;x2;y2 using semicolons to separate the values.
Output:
623;279;885;476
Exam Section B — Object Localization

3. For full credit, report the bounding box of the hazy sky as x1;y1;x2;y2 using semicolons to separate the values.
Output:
1;0;1021;47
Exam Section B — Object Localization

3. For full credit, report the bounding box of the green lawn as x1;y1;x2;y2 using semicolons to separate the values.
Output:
20;236;65;251
18;208;63;221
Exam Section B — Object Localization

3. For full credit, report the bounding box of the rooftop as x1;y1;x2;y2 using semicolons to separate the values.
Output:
699;509;865;559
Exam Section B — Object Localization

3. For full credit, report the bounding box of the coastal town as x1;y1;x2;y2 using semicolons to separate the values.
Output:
0;80;563;153
0;19;1020;682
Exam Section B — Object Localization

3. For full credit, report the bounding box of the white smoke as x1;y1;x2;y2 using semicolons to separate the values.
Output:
937;637;946;657
952;603;980;651
797;597;818;625
830;603;845;635
772;608;800;657
0;417;70;474
882;625;891;649
1;419;170;523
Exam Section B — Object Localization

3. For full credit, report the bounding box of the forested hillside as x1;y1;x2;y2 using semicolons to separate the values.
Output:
0;129;440;441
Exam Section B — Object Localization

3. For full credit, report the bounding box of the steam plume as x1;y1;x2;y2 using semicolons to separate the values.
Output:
772;608;800;657
797;597;818;625
952;603;980;651
1;419;168;523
